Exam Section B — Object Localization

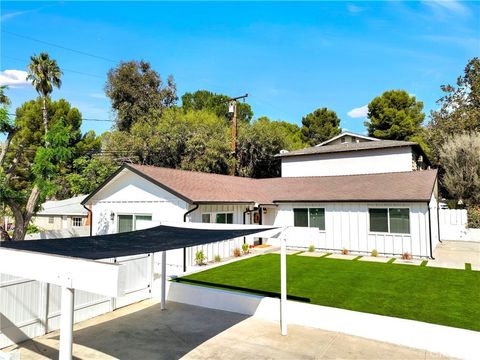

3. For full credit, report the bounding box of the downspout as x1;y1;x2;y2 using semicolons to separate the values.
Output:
437;204;442;244
82;204;92;236
183;204;199;272
427;204;435;260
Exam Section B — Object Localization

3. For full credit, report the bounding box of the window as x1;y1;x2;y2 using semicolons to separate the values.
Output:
117;214;152;233
293;208;325;230
72;217;82;227
48;216;54;224
216;213;233;224
202;214;211;223
369;208;410;234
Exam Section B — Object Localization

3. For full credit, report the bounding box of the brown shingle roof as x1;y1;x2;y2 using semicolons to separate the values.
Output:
275;140;418;157
122;164;437;204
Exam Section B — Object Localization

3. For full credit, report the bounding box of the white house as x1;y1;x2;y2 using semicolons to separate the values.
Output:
82;132;439;259
32;195;89;231
278;131;429;177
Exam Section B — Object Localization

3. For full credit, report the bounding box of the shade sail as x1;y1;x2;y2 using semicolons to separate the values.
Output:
0;225;277;260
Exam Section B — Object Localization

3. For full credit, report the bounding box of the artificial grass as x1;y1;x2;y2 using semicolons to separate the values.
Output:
176;254;480;331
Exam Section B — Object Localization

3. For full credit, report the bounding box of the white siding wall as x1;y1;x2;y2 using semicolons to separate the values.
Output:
89;170;188;235
281;147;413;177
268;202;433;258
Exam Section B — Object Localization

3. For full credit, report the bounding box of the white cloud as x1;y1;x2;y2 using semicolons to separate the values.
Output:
347;4;366;13
422;0;470;17
1;10;29;22
347;104;368;118
0;70;30;87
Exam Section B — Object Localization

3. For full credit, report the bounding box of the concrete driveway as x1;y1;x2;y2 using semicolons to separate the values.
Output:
432;240;480;270
4;300;449;360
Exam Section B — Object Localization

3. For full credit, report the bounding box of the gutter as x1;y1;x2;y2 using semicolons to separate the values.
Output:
182;204;199;272
82;204;93;236
427;203;435;260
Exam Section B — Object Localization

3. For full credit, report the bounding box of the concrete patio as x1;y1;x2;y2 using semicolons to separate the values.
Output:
3;300;450;360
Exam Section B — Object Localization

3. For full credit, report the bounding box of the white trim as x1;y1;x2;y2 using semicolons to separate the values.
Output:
316;132;380;147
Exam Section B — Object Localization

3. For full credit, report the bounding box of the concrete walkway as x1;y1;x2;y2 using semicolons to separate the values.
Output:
431;240;480;270
4;300;450;360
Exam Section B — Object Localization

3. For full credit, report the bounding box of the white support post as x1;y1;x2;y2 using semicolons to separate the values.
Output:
59;286;74;360
161;251;167;310
280;237;287;336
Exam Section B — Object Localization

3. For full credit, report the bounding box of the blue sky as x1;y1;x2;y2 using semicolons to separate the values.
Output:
1;1;479;136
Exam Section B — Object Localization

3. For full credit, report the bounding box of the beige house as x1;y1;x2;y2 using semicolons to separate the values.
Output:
32;195;89;231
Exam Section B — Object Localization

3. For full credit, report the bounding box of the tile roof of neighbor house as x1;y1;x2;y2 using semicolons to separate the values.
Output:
275;139;419;158
37;195;88;216
104;164;437;205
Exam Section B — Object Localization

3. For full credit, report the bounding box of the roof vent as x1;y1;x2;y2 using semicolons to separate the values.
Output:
279;149;289;154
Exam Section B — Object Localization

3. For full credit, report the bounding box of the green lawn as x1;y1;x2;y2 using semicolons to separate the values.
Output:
175;254;480;331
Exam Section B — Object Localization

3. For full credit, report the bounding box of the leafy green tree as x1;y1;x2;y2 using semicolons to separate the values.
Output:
237;117;291;178
105;60;177;132
426;58;480;164
181;90;253;123
276;120;309;150
365;90;425;141
27;52;62;139
301;108;341;146
439;132;480;205
66;156;117;195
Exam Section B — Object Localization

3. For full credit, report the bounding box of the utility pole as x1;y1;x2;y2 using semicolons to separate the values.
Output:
228;93;248;176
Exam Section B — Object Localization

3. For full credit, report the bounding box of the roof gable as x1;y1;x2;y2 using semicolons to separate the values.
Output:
316;132;379;147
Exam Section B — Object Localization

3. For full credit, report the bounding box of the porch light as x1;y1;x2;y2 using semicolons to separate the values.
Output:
110;212;115;221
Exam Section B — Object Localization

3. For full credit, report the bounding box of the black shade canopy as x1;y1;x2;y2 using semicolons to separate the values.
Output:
0;225;277;260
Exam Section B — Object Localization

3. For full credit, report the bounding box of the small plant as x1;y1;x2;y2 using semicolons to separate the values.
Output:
371;249;378;257
195;250;206;265
233;247;241;257
308;244;315;252
341;248;349;255
242;243;249;255
401;252;412;260
214;254;221;263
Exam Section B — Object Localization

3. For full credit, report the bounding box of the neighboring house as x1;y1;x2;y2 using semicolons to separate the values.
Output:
278;131;429;177
32;195;89;231
82;133;439;258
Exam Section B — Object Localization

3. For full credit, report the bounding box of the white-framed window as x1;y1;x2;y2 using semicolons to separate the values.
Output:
201;212;234;224
72;217;83;227
369;208;410;234
48;216;54;224
117;214;152;233
293;208;325;230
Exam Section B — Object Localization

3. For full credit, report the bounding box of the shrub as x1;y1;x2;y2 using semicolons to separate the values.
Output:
467;206;480;228
401;252;412;260
341;248;349;255
195;250;206;265
242;243;249;255
308;244;315;252
26;224;41;235
214;254;221;263
371;249;378;257
233;247;241;257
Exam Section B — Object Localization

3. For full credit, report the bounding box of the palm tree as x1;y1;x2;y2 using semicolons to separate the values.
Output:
27;52;62;141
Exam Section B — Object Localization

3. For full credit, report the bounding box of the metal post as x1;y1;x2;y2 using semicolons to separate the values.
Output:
161;251;167;310
59;286;74;360
280;237;287;336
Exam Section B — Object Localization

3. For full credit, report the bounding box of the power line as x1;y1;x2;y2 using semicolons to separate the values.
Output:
7;113;114;122
2;30;118;64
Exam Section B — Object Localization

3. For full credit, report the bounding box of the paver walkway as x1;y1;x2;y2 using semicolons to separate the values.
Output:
3;300;451;360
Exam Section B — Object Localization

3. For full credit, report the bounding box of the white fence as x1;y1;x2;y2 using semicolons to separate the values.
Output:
439;208;479;241
0;254;153;349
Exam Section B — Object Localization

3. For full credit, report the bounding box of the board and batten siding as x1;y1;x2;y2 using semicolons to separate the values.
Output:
271;202;434;258
88;169;189;235
281;147;413;177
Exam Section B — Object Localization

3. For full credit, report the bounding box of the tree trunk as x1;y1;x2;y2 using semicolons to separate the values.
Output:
42;96;49;146
0;129;16;168
9;185;40;241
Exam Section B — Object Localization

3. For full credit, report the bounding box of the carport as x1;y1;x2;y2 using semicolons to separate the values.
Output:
0;223;287;360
